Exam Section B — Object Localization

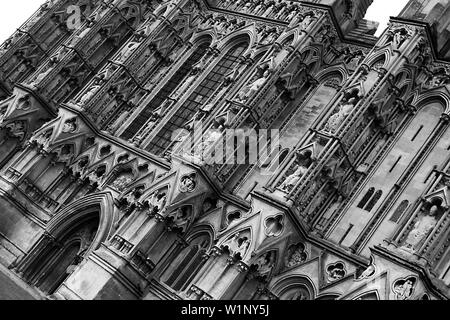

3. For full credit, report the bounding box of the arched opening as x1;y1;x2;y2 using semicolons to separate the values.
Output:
280;284;313;300
315;294;340;300
20;210;101;295
160;232;211;292
354;292;379;300
357;187;375;208
271;276;316;301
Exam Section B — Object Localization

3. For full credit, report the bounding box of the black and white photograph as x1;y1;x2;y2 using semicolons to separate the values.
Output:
0;0;448;309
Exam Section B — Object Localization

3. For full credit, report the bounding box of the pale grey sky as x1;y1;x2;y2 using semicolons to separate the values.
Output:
365;0;410;36
0;0;411;43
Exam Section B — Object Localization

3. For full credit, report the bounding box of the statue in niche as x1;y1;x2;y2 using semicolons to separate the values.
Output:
236;69;271;103
262;2;276;17
116;41;141;62
220;0;233;8
299;14;314;30
346;50;365;70
193;125;223;159
228;0;244;11
253;2;265;15
29;51;62;87
261;29;279;45
401;204;440;252
321;195;344;222
390;28;408;49
78;82;101;106
241;1;253;13
324;97;358;133
68;17;97;46
280;163;308;192
217;19;230;33
141;21;159;37
199;15;214;29
286;7;299;21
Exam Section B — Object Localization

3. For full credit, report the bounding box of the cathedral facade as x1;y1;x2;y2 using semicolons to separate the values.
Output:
0;0;449;300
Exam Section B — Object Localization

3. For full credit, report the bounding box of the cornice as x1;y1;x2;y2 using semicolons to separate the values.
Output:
201;0;377;49
372;245;450;299
252;189;369;267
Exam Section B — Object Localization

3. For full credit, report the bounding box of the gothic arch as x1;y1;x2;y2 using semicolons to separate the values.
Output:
155;0;177;17
117;4;142;29
161;229;213;291
298;46;321;65
185;224;216;247
277;30;298;48
394;70;414;97
248;46;271;62
47;192;117;256
364;50;389;70
15;192;116;294
190;31;215;46
411;89;450;114
315;293;340;300
219;228;253;261
353;290;380;300
270;274;317;300
315;67;347;85
216;32;252;57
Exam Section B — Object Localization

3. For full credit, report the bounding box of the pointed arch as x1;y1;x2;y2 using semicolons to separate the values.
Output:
47;192;117;255
364;50;389;69
270;274;317;300
215;28;253;56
